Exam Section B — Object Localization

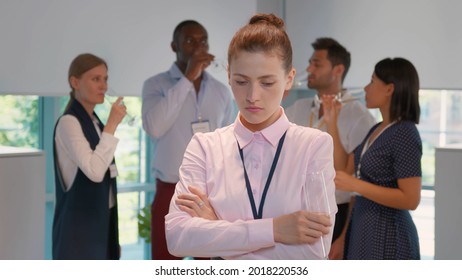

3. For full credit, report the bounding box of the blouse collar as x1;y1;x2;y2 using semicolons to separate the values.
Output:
234;107;290;149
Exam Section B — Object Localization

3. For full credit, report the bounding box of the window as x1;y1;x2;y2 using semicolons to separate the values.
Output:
0;95;39;148
419;90;462;187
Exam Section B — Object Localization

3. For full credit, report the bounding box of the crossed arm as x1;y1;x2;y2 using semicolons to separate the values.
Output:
176;185;332;245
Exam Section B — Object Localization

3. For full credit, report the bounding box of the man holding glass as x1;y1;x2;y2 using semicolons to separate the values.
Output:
142;20;235;260
286;38;375;259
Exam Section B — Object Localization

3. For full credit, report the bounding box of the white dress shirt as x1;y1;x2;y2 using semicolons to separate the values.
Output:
166;109;337;259
55;115;119;207
142;63;235;183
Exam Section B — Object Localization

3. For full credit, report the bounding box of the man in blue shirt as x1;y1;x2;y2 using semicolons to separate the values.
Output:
142;20;235;260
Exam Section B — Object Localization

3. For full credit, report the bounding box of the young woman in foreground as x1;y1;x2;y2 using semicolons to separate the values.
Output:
165;14;337;260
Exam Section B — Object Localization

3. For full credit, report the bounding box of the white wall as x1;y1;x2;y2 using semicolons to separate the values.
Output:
3;0;460;96
286;0;462;90
0;0;257;96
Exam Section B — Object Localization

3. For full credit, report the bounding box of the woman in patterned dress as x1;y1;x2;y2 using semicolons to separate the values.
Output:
331;57;421;259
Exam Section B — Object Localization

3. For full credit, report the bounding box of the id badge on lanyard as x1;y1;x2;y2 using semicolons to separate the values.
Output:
191;120;210;134
191;94;210;134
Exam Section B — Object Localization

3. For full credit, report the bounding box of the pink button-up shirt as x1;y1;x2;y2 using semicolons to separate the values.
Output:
166;108;337;259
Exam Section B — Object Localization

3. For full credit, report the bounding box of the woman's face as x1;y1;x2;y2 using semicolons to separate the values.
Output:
229;51;295;131
364;73;392;110
71;64;108;110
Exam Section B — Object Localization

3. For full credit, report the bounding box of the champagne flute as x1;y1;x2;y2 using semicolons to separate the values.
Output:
292;74;361;103
334;91;361;103
304;170;331;260
209;58;227;72
105;88;137;127
317;91;361;104
293;74;308;89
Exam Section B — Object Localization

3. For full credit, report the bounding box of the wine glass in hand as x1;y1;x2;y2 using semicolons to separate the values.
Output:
105;88;137;126
304;170;331;260
209;58;227;72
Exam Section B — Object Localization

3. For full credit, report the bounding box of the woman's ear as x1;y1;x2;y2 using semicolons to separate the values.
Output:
285;67;296;91
385;83;395;97
69;76;79;91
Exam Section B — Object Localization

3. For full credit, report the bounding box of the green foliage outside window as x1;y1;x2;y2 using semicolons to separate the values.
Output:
137;204;151;243
0;95;39;148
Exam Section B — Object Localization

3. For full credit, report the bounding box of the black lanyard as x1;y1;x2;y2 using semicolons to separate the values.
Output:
237;131;287;219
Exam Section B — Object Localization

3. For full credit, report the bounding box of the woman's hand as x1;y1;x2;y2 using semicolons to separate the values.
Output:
328;234;345;260
335;170;358;192
321;94;342;125
176;186;218;220
273;211;331;244
104;97;127;135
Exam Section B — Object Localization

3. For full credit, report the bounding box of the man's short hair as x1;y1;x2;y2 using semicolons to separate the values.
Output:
173;20;203;44
312;38;351;82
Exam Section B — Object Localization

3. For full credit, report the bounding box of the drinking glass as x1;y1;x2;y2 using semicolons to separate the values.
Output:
318;91;361;104
105;88;137;127
209;59;227;72
304;170;331;260
334;91;361;104
292;75;361;104
293;74;308;89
